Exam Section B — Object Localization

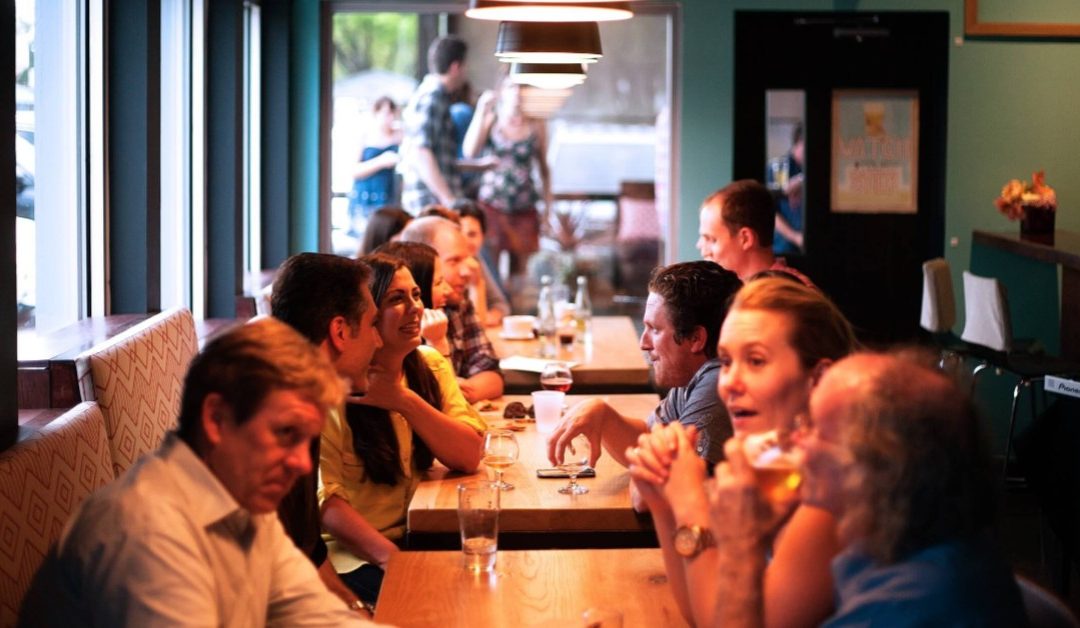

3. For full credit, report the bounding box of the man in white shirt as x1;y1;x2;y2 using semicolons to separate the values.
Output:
20;318;377;627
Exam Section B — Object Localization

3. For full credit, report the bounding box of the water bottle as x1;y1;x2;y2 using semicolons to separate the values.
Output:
537;275;557;358
574;275;592;343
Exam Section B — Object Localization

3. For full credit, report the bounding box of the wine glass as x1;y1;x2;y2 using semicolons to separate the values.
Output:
557;434;591;495
539;362;573;393
482;429;519;491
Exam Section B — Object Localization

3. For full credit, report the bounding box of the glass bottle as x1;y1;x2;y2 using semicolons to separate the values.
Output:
574;275;592;342
537;275;557;358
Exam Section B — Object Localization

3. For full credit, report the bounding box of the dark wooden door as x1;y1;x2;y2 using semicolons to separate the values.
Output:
734;11;949;344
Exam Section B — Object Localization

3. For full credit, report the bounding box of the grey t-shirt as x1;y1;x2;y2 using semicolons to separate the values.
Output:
646;358;732;465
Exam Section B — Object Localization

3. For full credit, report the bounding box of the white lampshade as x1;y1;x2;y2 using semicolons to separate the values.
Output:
466;0;632;23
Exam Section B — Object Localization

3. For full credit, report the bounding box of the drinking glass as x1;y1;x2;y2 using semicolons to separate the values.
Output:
540;362;573;393
482;429;519;491
743;429;802;505
557;434;591;495
458;481;500;573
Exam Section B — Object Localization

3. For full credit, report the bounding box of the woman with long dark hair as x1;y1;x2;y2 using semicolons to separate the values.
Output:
318;253;484;605
375;241;453;357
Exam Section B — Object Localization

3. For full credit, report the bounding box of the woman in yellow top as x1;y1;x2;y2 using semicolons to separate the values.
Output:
318;252;485;605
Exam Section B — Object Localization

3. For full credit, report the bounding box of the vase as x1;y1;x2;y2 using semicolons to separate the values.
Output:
1020;204;1055;245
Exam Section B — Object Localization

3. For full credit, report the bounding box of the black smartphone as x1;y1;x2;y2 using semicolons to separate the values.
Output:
536;467;596;479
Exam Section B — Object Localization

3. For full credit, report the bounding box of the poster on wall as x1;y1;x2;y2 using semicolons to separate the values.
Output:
830;90;919;214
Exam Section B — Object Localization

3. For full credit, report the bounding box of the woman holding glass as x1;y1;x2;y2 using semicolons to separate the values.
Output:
318;253;485;605
628;277;857;628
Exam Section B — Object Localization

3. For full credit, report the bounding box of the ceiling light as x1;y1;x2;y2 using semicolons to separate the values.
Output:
495;21;602;64
466;0;632;22
510;63;587;90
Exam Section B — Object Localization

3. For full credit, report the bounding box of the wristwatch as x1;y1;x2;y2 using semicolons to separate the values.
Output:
673;524;716;559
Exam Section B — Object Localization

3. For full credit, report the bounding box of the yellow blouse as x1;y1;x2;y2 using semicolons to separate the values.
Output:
318;345;486;573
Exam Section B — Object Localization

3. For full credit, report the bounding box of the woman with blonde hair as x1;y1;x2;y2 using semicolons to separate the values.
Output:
629;277;857;628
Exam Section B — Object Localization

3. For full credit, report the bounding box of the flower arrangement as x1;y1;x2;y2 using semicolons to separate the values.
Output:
995;170;1057;221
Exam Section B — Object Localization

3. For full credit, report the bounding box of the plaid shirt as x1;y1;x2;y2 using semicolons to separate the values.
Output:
444;299;502;379
401;75;461;213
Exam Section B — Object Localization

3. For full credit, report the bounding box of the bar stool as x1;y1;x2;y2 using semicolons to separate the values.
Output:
919;258;970;374
960;271;1080;483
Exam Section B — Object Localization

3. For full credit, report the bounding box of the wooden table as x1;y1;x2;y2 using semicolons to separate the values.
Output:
407;394;659;539
374;548;688;628
973;229;1080;361
491;316;651;392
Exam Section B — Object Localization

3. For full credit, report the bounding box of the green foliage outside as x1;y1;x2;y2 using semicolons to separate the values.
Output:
332;13;418;81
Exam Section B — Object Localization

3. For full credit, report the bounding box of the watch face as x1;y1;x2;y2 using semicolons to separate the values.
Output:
674;526;699;556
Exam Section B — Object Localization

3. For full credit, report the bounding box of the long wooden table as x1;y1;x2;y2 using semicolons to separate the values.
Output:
490;316;651;392
407;394;659;539
374;548;688;627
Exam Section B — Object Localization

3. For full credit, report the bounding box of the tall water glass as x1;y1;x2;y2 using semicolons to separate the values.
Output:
457;481;500;573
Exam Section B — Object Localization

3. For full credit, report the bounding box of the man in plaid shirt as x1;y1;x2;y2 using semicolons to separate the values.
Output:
401;216;504;403
401;36;467;213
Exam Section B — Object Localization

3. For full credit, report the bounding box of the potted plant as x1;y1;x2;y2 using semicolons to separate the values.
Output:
995;170;1057;243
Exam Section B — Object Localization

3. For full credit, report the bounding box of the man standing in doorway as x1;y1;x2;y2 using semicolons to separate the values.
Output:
401;36;469;213
697;179;813;286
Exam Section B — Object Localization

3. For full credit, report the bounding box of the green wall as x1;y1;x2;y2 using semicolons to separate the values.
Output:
675;0;1080;272
673;0;1080;447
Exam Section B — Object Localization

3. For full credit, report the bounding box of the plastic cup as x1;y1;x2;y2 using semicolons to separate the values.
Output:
532;390;565;434
457;481;500;573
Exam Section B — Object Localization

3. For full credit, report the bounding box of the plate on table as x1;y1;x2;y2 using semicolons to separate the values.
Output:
498;331;536;341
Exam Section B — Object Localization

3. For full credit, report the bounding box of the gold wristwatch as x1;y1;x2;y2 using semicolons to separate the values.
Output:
673;524;716;559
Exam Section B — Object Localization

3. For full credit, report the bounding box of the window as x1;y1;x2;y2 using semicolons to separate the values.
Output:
242;1;262;280
161;0;194;311
15;0;87;332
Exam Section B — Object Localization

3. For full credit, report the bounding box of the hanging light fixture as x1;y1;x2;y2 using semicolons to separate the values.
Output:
495;21;602;64
510;62;587;90
466;0;632;23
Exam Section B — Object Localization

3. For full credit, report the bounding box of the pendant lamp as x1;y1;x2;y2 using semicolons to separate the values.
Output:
510;63;587;90
466;0;632;22
495;21;602;64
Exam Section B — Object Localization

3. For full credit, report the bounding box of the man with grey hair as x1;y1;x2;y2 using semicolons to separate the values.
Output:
707;351;1026;626
399;215;503;402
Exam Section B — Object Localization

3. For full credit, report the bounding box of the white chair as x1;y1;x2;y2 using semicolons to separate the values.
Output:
960;271;1080;482
1017;575;1080;628
921;258;957;334
920;258;971;374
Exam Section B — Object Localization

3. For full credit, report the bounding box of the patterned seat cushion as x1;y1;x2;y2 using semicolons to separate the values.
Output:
0;402;113;626
76;308;198;476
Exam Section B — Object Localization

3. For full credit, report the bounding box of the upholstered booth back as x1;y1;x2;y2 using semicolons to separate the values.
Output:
0;403;113;626
75;307;198;477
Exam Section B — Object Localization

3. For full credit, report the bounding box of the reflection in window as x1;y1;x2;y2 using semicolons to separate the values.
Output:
765;90;806;256
329;12;419;256
16;0;85;332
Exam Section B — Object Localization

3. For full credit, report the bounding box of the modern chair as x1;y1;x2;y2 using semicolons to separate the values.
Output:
919;258;968;372
960;271;1080;483
1017;575;1080;628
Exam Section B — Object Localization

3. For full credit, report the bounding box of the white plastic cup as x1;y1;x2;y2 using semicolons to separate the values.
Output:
532;390;565;434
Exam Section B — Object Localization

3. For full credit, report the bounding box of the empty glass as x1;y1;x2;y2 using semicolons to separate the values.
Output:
557;434;591;495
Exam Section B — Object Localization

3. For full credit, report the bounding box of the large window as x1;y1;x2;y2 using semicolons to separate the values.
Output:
324;5;679;313
15;0;88;333
161;0;195;311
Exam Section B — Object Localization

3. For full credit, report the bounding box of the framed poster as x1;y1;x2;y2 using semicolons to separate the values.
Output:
831;90;919;214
